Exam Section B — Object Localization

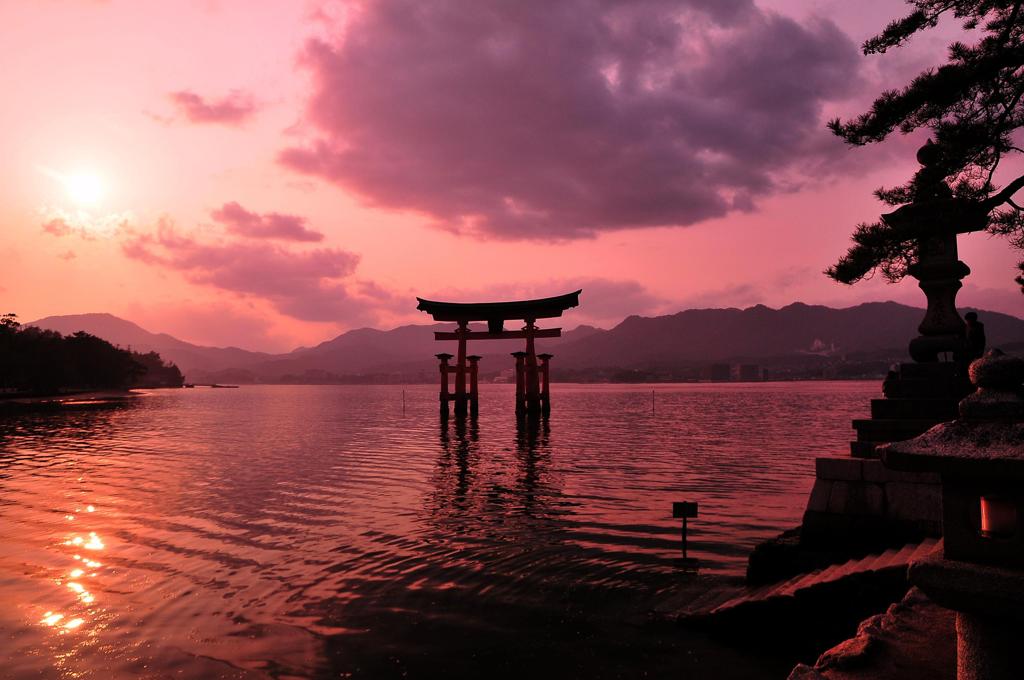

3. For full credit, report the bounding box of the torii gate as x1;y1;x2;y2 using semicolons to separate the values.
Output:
416;290;581;417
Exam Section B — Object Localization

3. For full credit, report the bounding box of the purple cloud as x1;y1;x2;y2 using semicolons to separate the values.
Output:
169;90;258;125
122;219;383;323
281;0;860;240
211;201;324;242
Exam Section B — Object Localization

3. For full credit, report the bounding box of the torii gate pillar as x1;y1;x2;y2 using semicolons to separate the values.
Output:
537;353;553;416
524;319;541;416
454;321;469;417
511;351;527;415
467;355;481;416
436;353;453;418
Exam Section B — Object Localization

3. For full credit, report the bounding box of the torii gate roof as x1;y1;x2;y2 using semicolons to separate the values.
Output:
416;290;581;322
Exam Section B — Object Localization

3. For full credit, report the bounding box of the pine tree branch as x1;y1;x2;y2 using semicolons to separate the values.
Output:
984;172;1024;208
997;1;1023;46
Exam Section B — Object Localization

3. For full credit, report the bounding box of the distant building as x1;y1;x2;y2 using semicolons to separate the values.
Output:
702;363;733;382
731;364;763;382
701;363;763;382
492;367;515;383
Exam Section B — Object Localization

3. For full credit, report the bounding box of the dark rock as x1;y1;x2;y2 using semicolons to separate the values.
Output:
787;588;955;680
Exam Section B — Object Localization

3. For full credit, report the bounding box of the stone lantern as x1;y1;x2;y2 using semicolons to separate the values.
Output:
881;350;1024;680
879;140;988;363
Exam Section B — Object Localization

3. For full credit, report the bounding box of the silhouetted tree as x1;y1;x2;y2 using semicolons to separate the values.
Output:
827;1;1024;292
0;315;183;394
0;313;22;391
131;351;185;388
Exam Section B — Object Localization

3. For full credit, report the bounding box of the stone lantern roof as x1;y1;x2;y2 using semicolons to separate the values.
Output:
883;420;1024;478
882;350;1024;479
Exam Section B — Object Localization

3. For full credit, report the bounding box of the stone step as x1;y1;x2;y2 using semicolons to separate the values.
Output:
887;377;962;400
861;546;901;572
850;440;880;458
896;362;960;380
893;541;923;563
674;538;940;622
660;585;743;618
685;587;736;612
852;418;937;443
870;398;958;421
877;543;920;572
777;568;828;596
809;560;845;583
823;556;869;582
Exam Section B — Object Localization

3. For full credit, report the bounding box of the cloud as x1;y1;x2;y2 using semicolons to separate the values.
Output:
281;0;861;240
42;217;74;237
211;201;324;242
39;207;132;239
675;282;763;310
169;89;258;125
122;218;388;323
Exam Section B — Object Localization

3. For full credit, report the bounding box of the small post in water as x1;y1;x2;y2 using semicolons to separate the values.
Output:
672;501;698;563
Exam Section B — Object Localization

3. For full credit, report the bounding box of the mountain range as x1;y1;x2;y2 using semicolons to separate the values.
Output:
28;302;1024;383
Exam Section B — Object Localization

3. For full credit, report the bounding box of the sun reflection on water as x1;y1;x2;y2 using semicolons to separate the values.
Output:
40;506;109;636
41;612;64;627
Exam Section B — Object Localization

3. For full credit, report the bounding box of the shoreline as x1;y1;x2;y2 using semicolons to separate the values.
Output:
176;378;883;387
0;389;143;410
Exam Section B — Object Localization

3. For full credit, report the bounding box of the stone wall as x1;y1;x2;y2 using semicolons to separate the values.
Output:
801;456;941;550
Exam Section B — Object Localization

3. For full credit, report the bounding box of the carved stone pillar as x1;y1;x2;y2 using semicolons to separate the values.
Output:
908;231;970;362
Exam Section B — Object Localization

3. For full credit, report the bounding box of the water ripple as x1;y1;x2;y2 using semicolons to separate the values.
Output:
0;381;875;678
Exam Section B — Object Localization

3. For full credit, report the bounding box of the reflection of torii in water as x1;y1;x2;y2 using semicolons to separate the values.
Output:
430;415;556;532
416;290;581;417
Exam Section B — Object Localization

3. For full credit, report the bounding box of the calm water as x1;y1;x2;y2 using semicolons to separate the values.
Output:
0;382;876;679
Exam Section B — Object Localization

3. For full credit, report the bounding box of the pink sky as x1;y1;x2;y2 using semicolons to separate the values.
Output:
2;0;1021;353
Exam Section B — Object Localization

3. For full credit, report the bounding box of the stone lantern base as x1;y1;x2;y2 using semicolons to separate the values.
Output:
910;551;1024;680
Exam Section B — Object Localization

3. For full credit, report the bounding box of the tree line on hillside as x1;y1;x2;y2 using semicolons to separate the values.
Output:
0;313;184;394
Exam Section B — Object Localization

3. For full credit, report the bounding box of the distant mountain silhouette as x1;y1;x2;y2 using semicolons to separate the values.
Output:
240;323;603;380
27;313;271;374
555;301;1024;369
29;303;1024;382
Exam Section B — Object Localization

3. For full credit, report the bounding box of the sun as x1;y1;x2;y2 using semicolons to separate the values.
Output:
64;172;104;205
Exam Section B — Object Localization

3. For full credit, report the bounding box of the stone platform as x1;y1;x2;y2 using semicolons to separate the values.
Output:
749;362;963;583
801;457;941;549
800;362;966;553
